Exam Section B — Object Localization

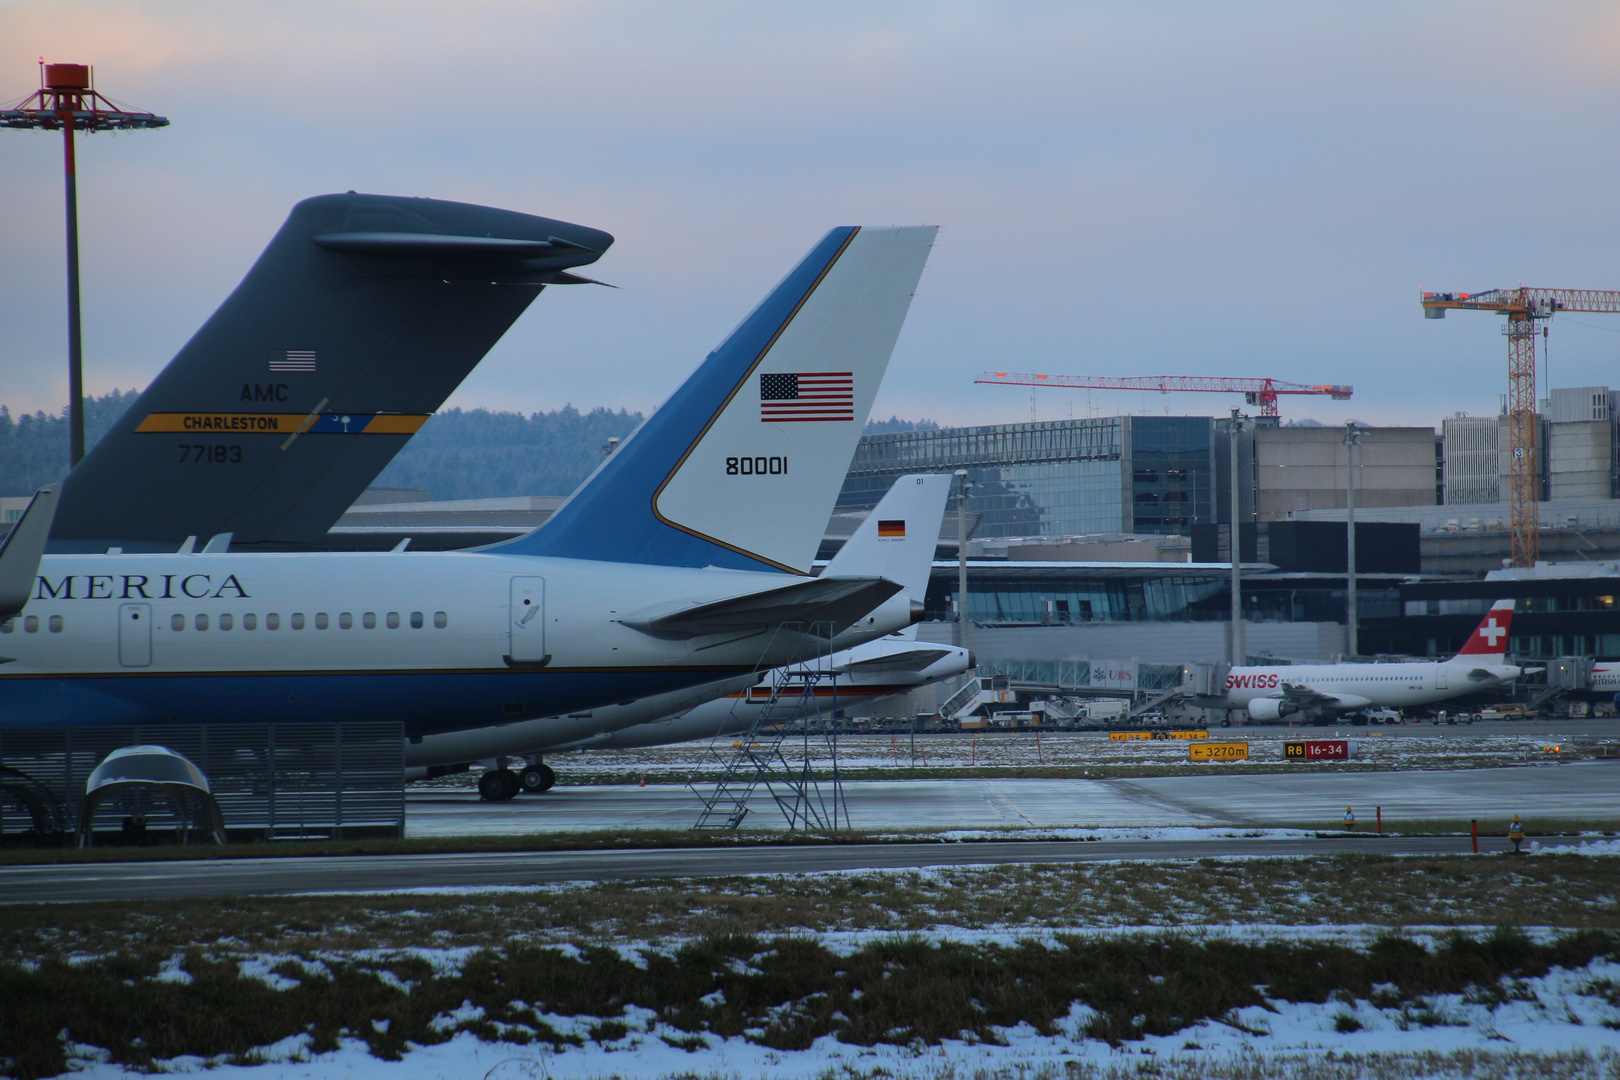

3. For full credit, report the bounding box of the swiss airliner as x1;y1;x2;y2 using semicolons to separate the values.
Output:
0;221;939;739
1211;600;1523;722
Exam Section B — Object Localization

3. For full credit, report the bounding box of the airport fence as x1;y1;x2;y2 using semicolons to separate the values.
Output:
0;721;405;843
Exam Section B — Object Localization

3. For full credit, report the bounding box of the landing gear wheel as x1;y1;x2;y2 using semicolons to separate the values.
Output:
479;768;521;802
519;763;556;794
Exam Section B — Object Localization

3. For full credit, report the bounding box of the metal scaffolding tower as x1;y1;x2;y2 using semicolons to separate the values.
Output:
691;622;849;831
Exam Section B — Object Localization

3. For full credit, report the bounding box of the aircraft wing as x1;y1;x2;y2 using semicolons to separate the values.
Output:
1278;682;1371;711
621;576;902;639
838;647;956;672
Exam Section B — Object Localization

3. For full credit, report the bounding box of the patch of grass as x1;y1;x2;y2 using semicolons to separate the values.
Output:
4;856;1619;986
1;928;1613;1079
1332;1011;1362;1033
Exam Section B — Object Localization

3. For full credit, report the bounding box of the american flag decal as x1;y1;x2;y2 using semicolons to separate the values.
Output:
270;349;317;372
759;371;854;422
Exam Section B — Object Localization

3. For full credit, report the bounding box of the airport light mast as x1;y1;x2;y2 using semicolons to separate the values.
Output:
2;61;168;466
1421;287;1620;567
975;372;1353;418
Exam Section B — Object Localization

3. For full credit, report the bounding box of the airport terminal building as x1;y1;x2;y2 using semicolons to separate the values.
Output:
313;402;1620;709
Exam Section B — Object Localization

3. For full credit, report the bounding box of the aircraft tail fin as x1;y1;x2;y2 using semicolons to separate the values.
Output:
1453;599;1515;661
0;486;60;620
500;225;937;573
52;193;612;550
822;473;952;638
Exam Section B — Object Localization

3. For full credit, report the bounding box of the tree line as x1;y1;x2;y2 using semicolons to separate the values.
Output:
1;392;938;501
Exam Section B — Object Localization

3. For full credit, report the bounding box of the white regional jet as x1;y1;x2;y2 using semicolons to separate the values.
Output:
1213;600;1522;723
402;474;972;797
0;226;938;738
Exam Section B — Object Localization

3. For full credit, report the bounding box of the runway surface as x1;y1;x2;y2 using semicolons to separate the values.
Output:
407;762;1617;835
2;764;1611;903
6;832;1610;904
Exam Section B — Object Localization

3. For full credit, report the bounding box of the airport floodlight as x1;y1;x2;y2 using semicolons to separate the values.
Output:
2;61;169;466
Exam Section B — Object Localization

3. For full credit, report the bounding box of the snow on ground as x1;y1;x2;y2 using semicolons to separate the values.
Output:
60;975;1620;1080
418;728;1604;791
1539;837;1620;855
51;926;1620;1080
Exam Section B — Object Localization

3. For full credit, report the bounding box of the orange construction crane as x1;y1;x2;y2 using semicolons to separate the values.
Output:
974;371;1353;417
1421;287;1620;567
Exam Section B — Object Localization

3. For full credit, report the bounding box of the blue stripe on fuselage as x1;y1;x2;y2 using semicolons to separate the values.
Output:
0;669;746;738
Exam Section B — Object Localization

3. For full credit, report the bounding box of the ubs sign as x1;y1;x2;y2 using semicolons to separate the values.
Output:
1090;661;1137;690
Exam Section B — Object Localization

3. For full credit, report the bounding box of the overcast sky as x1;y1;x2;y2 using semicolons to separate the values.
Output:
4;1;1620;430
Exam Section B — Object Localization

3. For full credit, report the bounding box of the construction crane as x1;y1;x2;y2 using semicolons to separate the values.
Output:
974;371;1353;417
1421;287;1620;567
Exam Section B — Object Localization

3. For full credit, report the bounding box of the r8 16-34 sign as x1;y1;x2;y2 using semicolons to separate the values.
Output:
1284;740;1353;761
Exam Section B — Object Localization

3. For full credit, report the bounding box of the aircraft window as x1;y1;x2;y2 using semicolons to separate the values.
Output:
315;612;329;630
0;618;11;633
48;615;63;633
171;614;184;631
387;612;400;629
243;613;257;630
291;613;305;630
434;611;447;629
24;616;37;633
266;613;280;630
219;614;233;631
195;614;209;631
363;612;376;629
339;612;353;630
411;611;424;629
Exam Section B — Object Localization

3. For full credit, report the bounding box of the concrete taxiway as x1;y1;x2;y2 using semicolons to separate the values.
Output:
2;764;1610;904
406;763;1616;836
6;833;1610;905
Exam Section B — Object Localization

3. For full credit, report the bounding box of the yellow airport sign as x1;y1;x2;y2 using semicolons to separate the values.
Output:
1190;742;1249;762
1108;731;1155;741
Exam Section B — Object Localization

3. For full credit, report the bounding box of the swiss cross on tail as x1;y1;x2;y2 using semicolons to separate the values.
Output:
760;372;854;422
1456;600;1515;657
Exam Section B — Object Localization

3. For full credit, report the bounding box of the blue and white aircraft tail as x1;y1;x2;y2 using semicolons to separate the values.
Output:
505;226;937;575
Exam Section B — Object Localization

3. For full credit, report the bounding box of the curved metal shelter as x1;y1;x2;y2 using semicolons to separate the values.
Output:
0;764;69;841
76;745;225;846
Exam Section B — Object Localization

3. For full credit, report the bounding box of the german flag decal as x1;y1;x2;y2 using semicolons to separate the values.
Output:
877;519;905;538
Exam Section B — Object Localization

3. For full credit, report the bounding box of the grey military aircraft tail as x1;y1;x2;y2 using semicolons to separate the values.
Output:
50;193;612;552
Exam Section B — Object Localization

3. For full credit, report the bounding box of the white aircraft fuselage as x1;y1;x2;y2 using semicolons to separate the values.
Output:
403;634;972;769
1220;658;1524;719
0;550;914;736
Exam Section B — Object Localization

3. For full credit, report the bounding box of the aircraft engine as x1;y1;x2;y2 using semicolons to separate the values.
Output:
1246;697;1294;722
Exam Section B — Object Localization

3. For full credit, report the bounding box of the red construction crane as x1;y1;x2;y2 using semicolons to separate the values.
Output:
974;371;1353;417
1421;287;1620;567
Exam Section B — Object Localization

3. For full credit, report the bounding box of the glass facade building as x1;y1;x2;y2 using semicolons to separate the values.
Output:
840;416;1216;538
